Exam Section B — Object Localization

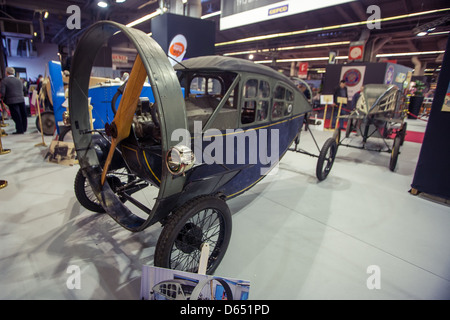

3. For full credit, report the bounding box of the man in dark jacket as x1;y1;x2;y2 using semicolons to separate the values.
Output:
1;67;27;134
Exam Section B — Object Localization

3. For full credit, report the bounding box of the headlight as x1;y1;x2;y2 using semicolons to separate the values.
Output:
166;145;195;176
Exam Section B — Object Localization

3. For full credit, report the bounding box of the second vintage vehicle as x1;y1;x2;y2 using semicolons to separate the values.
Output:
333;84;408;171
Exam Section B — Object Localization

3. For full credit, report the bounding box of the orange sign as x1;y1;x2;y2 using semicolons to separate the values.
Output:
169;42;185;57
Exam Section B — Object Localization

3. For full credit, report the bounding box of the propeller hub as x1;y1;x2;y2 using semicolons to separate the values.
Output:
109;122;118;139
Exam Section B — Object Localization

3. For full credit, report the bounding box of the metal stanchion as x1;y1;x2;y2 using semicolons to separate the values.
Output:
35;94;47;147
1;100;9;128
335;97;348;130
1;112;11;188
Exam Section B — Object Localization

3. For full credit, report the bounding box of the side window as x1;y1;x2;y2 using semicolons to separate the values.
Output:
241;79;257;124
257;80;270;121
208;78;222;95
190;77;206;94
244;79;258;98
272;85;293;119
190;77;222;95
241;79;271;125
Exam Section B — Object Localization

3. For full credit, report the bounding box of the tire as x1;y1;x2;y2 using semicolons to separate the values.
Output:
400;122;407;146
316;138;338;181
74;167;132;213
36;111;56;136
59;125;73;142
154;195;232;275
389;134;401;172
74;169;105;213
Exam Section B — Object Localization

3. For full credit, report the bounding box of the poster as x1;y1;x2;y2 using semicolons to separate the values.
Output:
340;66;366;101
140;266;250;300
442;81;450;112
384;64;395;84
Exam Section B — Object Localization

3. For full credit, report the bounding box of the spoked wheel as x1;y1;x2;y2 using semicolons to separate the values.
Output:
74;167;135;213
59;125;73;142
399;122;407;146
389;134;402;172
316;137;338;181
155;195;232;275
36;111;56;136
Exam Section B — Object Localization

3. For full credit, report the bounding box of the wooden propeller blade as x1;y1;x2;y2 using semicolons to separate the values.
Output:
101;54;147;186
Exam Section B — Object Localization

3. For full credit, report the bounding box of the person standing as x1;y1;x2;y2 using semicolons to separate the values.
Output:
0;67;28;134
332;80;348;129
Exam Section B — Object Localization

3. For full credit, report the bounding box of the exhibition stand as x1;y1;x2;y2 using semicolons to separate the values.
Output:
411;36;450;201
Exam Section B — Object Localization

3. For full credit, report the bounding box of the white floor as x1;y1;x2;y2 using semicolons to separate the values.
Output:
0;117;448;300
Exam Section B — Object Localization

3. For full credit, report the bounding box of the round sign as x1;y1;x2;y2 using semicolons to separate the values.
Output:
342;69;362;87
168;34;187;66
349;46;362;60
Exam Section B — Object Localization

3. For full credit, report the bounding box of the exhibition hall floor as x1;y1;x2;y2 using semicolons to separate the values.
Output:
0;117;449;300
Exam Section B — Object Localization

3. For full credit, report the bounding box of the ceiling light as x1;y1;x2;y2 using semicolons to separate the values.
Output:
43;11;49;19
248;54;254;60
116;0;126;3
253;56;347;64
182;0;188;4
223;41;350;56
216;7;450;47
97;1;108;8
416;31;428;36
376;50;445;57
428;30;450;35
201;11;221;19
253;50;445;64
126;9;162;27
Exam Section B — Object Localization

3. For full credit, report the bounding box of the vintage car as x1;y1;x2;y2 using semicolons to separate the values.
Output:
69;21;311;274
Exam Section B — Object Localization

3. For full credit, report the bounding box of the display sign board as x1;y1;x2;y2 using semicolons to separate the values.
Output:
320;94;334;104
384;63;413;91
112;54;128;64
442;82;450;112
141;266;250;301
220;0;355;30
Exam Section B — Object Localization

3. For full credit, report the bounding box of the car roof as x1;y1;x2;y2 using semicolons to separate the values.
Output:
175;55;297;87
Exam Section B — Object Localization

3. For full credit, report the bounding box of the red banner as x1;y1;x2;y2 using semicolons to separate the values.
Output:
298;62;308;79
